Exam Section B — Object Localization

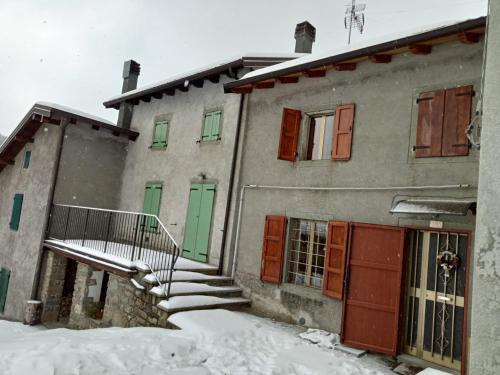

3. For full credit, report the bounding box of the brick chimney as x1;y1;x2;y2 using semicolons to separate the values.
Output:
294;21;316;54
117;60;141;129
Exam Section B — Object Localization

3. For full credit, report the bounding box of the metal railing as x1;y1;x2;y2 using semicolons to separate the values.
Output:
46;204;180;299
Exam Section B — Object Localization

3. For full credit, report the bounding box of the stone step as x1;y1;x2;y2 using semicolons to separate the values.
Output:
136;257;219;275
143;270;233;286
149;282;243;298
157;295;251;314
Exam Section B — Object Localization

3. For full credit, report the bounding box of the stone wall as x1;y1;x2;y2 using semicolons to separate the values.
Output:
38;251;67;322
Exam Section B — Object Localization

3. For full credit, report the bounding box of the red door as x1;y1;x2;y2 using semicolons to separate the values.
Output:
341;223;406;355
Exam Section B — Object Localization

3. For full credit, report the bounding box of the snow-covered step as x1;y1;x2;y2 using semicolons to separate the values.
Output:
157;295;251;314
135;256;218;275
143;270;233;285
150;282;243;298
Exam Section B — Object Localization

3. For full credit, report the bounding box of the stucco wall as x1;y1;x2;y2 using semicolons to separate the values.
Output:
229;40;483;332
118;76;242;266
0;123;62;320
470;2;500;374
53;123;128;209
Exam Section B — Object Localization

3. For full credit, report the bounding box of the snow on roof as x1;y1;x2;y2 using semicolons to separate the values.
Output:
35;101;115;126
238;15;486;83
104;53;304;105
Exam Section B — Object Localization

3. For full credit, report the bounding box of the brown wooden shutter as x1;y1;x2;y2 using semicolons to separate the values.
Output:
278;108;301;161
323;221;349;299
415;90;445;157
260;215;287;284
442;85;473;156
332;104;355;160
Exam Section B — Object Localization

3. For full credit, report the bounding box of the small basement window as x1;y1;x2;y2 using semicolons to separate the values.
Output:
306;114;335;160
287;219;327;288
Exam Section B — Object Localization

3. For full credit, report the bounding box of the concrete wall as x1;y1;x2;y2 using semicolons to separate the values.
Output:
470;1;500;373
0;123;62;320
118;76;242;266
53;123;128;209
229;40;483;332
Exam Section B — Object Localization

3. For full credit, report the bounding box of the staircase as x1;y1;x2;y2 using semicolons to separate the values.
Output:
138;258;250;315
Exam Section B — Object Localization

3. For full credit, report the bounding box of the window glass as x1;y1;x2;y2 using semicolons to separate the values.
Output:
287;219;327;289
306;114;334;160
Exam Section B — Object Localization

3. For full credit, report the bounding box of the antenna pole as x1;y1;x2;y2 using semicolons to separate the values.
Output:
348;0;354;44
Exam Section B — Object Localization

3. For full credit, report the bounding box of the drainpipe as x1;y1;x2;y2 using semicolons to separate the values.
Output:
217;93;246;275
30;119;69;300
230;183;471;279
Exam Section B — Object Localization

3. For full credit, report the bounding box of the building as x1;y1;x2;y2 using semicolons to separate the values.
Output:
0;102;137;320
224;16;485;374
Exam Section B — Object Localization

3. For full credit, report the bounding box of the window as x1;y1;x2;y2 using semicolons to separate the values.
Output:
278;104;355;162
9;193;23;231
202;111;222;141
306;114;334;160
23;150;31;169
143;183;162;232
287;219;327;289
415;85;473;157
152;120;169;149
0;268;10;313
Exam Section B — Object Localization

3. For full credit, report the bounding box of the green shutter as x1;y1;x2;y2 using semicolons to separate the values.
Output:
0;268;10;314
143;183;162;231
183;184;202;258
211;111;221;139
152;121;168;148
202;111;222;141
9;194;23;231
23;150;31;169
183;184;216;262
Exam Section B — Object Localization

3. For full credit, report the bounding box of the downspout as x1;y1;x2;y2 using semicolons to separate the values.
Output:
230;183;472;279
30;118;69;300
218;92;245;275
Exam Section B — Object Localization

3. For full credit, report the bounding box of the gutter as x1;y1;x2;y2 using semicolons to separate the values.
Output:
224;16;487;92
30;119;69;300
218;93;246;275
230;183;473;278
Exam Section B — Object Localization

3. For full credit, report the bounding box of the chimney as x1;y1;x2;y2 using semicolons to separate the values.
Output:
294;21;316;53
117;60;141;129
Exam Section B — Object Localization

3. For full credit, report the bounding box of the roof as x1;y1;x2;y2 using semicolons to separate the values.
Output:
224;16;487;92
103;54;303;109
0;102;139;172
390;198;476;216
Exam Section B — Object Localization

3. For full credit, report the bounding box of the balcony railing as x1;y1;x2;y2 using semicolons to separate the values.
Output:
46;204;180;299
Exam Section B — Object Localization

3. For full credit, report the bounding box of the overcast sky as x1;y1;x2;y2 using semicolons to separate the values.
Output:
0;0;487;135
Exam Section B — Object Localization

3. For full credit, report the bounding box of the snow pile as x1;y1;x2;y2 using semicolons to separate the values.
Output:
0;310;394;375
299;328;340;349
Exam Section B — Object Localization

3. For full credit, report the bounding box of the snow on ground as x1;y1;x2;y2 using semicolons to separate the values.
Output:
0;309;395;375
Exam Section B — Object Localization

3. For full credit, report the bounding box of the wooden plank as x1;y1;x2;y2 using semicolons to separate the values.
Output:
232;86;253;94
255;81;275;89
333;63;357;71
458;32;481;44
278;76;300;84
304;69;327;77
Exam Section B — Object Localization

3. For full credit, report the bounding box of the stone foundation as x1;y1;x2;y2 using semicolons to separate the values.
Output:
38;251;67;322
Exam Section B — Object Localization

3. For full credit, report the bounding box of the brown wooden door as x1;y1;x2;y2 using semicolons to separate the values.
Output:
341;223;406;355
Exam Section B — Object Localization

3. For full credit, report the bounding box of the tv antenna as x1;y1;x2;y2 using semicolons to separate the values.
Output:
344;0;366;44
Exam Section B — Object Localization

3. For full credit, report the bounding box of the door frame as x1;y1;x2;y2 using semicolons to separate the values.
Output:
402;225;472;375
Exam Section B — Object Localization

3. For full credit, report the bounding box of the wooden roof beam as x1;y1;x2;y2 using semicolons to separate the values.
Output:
208;74;220;84
458;32;481;44
0;159;14;166
192;80;204;88
231;86;253;94
178;85;189;92
333;63;357;71
152;92;163;99
409;44;432;55
304;69;327;78
278;76;299;84
42;117;61;125
15;135;34;143
141;96;151;103
369;54;392;63
255;81;275;89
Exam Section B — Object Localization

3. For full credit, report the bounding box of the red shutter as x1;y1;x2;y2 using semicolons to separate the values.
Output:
442;85;473;156
260;215;287;284
332;104;355;160
278;108;301;161
323;221;349;299
415;90;445;157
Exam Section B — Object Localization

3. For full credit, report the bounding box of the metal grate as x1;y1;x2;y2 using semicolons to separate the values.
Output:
287;219;327;288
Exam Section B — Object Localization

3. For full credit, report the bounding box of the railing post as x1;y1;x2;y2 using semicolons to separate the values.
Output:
45;204;54;239
63;207;72;242
131;215;140;260
82;209;90;247
137;215;147;261
103;212;113;253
